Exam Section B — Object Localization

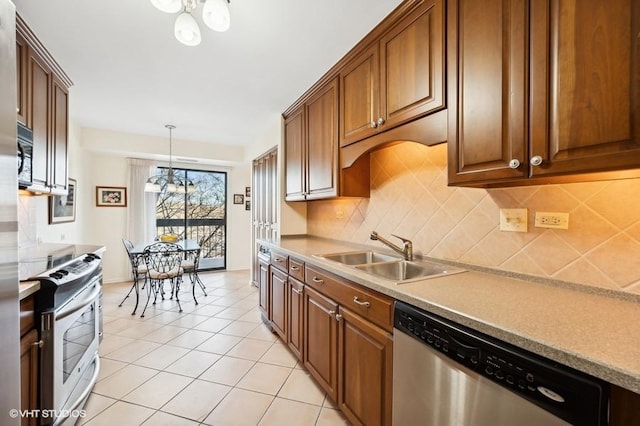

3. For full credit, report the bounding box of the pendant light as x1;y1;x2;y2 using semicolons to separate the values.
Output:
145;125;197;193
150;0;231;47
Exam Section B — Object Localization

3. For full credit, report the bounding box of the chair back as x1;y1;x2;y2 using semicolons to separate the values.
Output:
143;242;183;279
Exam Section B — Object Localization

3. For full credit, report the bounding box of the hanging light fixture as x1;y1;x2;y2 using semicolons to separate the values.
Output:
150;0;231;46
145;125;197;193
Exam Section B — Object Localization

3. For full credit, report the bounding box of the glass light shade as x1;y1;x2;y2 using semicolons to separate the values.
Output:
150;0;182;13
202;0;230;32
166;182;179;192
174;12;202;46
186;181;197;193
144;180;162;193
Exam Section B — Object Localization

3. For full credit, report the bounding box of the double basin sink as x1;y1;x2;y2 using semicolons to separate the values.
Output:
316;250;466;284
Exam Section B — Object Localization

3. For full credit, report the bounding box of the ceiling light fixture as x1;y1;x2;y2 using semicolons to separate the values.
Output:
145;125;197;193
150;0;231;46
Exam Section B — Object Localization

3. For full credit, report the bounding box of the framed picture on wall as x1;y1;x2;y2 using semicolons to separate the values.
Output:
49;178;77;224
96;186;127;207
233;194;244;204
245;186;251;198
245;200;251;211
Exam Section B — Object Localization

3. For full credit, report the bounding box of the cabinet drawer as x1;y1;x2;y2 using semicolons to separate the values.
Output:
288;257;305;281
270;250;288;273
20;296;36;337
305;265;393;332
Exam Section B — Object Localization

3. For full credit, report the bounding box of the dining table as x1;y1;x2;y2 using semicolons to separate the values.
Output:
127;239;201;316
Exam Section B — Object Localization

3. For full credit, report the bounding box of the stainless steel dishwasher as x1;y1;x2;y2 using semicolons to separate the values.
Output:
393;301;609;426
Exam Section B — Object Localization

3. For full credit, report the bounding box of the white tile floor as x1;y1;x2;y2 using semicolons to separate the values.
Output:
81;270;350;426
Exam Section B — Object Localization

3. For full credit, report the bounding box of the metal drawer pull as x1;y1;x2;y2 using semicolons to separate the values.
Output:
290;266;300;271
353;296;371;308
274;257;284;263
312;276;324;284
32;340;44;349
291;287;303;295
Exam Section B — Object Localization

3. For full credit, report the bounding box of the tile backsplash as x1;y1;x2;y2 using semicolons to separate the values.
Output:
307;142;640;295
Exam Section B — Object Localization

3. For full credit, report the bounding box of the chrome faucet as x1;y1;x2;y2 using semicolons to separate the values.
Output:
370;231;413;261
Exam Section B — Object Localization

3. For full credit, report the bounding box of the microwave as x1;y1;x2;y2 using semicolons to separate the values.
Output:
17;122;33;188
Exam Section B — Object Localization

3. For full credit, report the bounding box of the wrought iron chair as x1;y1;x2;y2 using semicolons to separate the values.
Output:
118;238;148;315
140;242;184;317
180;237;207;297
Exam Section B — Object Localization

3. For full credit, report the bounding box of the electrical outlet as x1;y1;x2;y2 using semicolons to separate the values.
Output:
499;208;528;232
535;212;569;229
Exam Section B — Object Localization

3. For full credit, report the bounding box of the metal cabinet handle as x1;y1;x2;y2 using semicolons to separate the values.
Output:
353;296;371;308
508;159;520;169
312;276;324;284
328;310;336;317
290;266;300;271
370;120;378;128
335;314;343;322
377;117;385;126
530;155;543;166
274;257;284;263
32;340;44;349
291;287;303;295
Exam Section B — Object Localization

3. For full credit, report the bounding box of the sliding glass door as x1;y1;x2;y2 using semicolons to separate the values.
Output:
155;167;227;270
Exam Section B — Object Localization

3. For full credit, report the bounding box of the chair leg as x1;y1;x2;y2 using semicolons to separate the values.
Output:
131;276;141;315
174;278;183;313
140;280;155;318
118;280;136;308
191;272;199;306
194;271;207;296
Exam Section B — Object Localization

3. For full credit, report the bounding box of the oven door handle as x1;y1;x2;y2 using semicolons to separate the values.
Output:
54;355;100;426
56;285;101;321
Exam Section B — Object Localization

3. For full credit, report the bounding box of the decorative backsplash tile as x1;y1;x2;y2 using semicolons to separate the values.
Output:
307;143;640;295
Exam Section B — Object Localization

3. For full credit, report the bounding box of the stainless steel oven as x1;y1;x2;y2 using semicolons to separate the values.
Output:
32;252;103;426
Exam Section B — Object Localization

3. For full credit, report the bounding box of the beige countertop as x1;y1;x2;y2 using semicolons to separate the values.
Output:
19;280;40;300
259;235;640;394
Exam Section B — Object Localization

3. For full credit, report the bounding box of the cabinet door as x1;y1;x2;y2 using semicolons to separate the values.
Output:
529;0;640;176
258;257;270;319
447;0;528;185
51;77;68;192
340;44;379;146
20;329;39;426
380;0;445;129
303;285;338;401
29;50;51;189
337;307;393;426
287;278;304;360
284;106;306;201
306;78;339;200
16;34;28;126
270;267;288;341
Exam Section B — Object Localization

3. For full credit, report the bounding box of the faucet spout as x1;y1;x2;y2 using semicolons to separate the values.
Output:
370;231;413;261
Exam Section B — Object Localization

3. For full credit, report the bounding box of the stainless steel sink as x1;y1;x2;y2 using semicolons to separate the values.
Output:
354;260;466;283
317;250;401;265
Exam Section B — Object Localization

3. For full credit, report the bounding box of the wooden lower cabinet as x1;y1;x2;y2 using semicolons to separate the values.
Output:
287;278;305;360
338;307;393;426
270;267;288;341
20;295;39;426
258;256;270;319
303;286;339;402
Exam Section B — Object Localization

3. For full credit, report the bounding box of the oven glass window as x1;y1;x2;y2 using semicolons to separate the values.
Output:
63;304;96;382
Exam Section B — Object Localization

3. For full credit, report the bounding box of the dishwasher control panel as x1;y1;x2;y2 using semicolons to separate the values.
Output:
394;302;608;426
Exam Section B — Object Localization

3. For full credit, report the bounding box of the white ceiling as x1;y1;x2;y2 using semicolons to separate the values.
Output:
13;0;404;149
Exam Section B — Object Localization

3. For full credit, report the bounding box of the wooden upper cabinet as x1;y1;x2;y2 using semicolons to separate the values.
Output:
449;0;640;186
529;0;640;177
29;50;51;189
284;106;305;201
284;78;340;201
447;0;528;185
51;77;69;193
305;78;339;200
340;0;445;147
340;44;379;145
16;33;28;125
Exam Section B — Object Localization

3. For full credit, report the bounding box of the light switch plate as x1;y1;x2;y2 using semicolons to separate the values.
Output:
499;208;528;232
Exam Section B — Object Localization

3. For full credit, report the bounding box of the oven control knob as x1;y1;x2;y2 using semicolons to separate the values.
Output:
59;270;69;275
